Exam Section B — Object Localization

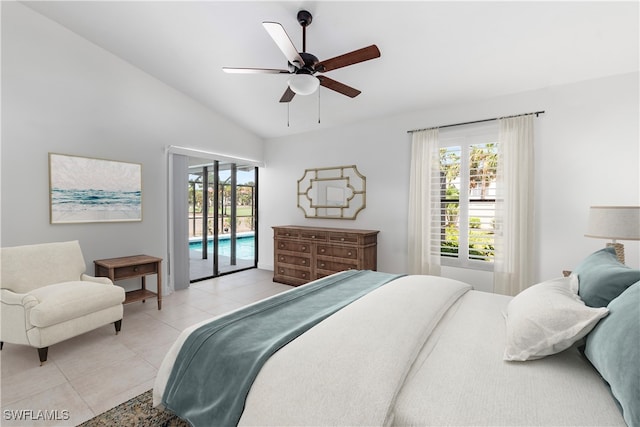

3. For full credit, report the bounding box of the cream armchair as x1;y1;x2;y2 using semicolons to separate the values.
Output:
0;240;125;364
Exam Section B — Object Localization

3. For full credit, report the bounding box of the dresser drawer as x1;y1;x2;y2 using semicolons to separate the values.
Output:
316;259;357;272
316;245;358;259
275;228;299;239
275;240;311;253
275;253;311;268
274;267;312;284
299;231;327;241
328;233;360;244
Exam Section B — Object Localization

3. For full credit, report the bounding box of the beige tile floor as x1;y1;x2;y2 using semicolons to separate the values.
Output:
0;268;289;426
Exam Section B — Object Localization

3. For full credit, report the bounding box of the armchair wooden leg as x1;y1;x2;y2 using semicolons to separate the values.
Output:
1;341;3;350
38;347;48;366
114;319;122;335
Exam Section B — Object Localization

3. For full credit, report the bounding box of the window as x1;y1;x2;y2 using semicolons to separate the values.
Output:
438;126;498;270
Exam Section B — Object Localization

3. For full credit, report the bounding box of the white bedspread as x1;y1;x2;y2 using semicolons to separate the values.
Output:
154;274;626;426
239;275;470;426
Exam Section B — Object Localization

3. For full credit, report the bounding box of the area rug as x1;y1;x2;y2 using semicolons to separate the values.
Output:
78;390;189;427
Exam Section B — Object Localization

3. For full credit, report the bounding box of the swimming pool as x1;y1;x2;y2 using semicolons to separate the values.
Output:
189;234;255;260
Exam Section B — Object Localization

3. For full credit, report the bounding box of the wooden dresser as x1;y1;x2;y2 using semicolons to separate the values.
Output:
273;225;379;286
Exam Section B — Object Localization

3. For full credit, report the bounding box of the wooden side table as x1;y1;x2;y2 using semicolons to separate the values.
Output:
94;255;163;310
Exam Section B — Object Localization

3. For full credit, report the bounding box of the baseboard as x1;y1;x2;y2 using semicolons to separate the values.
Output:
258;262;274;271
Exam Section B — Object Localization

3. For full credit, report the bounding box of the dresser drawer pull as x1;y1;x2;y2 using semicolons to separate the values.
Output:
311;235;316;239
279;243;284;248
279;269;284;274
301;246;306;251
302;273;307;278
133;267;139;272
340;237;345;241
280;256;284;261
348;252;352;256
320;248;326;253
320;263;325;268
301;260;306;265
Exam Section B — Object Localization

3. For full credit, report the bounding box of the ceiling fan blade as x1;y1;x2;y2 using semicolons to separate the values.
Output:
317;76;361;98
279;86;296;103
316;45;381;72
223;67;290;74
263;22;305;68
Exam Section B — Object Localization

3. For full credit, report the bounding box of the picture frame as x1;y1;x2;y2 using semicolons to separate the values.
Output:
49;153;142;224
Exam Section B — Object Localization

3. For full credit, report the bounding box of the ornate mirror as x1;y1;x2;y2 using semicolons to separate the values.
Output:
297;165;366;219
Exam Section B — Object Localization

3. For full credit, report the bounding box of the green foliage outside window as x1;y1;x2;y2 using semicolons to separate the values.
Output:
439;144;497;262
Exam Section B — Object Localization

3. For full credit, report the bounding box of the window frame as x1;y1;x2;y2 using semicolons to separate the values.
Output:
438;124;499;272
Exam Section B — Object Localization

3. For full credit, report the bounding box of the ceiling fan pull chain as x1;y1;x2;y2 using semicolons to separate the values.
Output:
318;87;321;124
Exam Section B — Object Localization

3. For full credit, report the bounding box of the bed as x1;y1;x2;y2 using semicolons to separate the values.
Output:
153;247;639;427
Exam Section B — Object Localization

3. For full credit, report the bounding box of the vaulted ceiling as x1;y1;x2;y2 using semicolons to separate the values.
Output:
23;1;639;139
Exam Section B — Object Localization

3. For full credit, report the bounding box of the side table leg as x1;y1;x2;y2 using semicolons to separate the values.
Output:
157;262;162;310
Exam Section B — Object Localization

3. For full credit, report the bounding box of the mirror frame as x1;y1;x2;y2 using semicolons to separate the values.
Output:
297;165;366;219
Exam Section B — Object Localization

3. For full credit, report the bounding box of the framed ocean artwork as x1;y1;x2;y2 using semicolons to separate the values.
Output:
49;153;142;224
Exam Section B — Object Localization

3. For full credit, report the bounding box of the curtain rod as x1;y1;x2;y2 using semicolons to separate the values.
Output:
407;110;545;134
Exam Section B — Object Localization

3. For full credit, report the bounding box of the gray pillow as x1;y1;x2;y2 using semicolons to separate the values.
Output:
585;281;639;427
574;247;640;307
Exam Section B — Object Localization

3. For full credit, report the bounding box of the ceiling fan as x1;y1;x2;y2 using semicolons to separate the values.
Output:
223;10;381;103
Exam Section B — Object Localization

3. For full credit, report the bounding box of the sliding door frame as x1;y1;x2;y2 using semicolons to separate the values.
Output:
166;146;264;292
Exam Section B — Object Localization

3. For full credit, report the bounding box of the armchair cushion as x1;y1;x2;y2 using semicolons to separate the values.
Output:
29;281;125;328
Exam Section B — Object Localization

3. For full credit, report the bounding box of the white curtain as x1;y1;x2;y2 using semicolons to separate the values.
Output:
493;115;535;295
408;129;441;275
169;153;190;292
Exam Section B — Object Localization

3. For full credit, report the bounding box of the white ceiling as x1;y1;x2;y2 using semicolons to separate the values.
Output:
23;1;639;139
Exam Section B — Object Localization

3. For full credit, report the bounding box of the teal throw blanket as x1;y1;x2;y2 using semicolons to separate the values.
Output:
162;270;402;427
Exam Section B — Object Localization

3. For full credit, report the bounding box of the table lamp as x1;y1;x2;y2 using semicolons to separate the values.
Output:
585;206;640;264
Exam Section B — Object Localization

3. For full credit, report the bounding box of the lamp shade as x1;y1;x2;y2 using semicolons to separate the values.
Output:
288;74;319;95
585;206;640;240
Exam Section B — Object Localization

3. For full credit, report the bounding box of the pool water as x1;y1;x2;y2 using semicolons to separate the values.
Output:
189;234;255;260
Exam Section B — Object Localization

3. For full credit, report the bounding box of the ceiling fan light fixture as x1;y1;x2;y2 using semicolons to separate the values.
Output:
288;73;319;95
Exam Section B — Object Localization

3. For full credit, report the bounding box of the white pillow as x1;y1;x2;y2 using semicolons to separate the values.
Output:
503;275;608;361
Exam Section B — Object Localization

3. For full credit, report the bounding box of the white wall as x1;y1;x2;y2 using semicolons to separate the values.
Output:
1;3;265;293
260;72;639;292
4;3;637;295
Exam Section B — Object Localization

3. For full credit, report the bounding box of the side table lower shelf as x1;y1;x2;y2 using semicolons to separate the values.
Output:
125;289;159;305
94;255;163;310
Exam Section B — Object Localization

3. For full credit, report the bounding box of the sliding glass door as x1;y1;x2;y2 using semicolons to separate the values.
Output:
188;159;257;281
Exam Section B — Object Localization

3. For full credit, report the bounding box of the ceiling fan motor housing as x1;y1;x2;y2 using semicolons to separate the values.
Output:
297;52;319;74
